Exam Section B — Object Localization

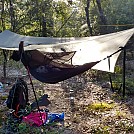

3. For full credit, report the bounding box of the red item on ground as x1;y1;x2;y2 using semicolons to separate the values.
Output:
23;112;47;126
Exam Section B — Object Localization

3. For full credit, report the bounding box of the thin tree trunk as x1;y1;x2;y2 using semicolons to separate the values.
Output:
3;50;8;80
85;0;93;36
9;0;16;31
1;0;6;30
41;1;47;37
96;0;108;34
42;17;47;37
1;0;7;80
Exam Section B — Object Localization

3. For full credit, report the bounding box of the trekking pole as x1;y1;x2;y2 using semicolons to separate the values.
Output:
19;42;44;124
26;66;44;125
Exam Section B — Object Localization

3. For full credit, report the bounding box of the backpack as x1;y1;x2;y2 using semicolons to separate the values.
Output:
6;78;29;112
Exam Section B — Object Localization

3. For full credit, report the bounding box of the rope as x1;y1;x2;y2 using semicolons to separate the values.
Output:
101;47;123;61
100;24;134;27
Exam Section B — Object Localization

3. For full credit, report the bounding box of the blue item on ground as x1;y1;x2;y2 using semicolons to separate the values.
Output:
47;112;64;123
0;82;3;89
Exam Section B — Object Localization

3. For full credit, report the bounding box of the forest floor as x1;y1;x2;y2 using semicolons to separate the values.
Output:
0;71;134;134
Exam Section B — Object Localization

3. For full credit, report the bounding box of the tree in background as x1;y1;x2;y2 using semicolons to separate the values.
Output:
0;0;5;31
85;0;93;36
0;0;133;36
102;0;134;32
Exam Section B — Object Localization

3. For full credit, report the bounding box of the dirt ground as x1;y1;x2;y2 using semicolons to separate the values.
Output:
0;72;134;134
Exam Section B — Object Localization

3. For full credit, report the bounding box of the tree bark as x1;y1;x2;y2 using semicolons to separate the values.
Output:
85;0;93;36
41;17;47;37
1;0;7;79
3;50;8;80
9;0;16;31
1;0;5;30
41;1;47;37
96;0;108;34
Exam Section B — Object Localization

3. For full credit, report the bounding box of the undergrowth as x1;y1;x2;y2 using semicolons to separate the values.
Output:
84;102;114;112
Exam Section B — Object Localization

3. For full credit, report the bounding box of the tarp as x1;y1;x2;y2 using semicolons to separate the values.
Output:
0;28;134;72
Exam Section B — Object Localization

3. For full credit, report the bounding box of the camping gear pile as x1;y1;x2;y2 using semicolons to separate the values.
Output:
6;78;64;128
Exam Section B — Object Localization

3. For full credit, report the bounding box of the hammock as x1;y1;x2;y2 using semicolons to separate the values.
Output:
11;46;100;84
1;28;133;83
27;61;99;84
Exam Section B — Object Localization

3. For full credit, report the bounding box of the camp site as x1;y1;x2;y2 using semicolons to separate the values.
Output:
0;0;134;133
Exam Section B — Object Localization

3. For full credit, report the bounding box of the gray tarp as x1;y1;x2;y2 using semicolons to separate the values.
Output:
0;28;134;72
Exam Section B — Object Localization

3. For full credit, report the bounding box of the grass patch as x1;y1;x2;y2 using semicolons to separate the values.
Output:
85;102;114;112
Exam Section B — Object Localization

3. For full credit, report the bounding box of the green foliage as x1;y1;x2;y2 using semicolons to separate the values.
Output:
125;78;134;94
101;0;134;32
114;65;122;74
0;0;133;36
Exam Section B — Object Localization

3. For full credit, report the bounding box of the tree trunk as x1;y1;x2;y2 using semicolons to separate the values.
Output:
9;0;16;31
3;50;8;80
1;0;7;80
41;17;47;37
1;0;5;31
41;1;47;37
96;0;108;34
85;0;93;36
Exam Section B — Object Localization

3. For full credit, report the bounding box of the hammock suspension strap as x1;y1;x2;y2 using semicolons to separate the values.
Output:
108;57;114;92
